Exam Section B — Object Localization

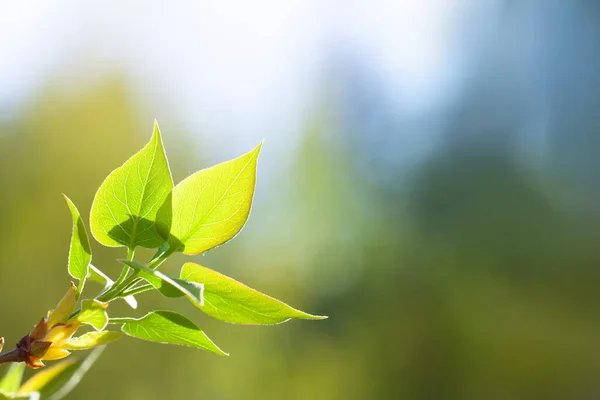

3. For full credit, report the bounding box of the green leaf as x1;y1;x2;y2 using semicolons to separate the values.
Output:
0;363;25;394
65;332;123;350
118;259;203;305
72;300;108;331
47;282;77;328
87;264;137;309
90;121;173;249
19;347;104;400
180;262;328;325
157;142;262;255
63;196;92;295
119;311;227;356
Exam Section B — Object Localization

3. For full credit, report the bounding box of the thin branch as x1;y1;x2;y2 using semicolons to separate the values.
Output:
0;348;23;365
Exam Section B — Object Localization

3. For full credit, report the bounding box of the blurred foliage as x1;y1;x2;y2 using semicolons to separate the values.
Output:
0;71;600;400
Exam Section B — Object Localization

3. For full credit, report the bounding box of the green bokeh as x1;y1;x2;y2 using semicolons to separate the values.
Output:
1;73;599;400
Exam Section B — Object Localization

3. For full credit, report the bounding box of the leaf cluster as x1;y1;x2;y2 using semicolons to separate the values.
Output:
0;121;326;399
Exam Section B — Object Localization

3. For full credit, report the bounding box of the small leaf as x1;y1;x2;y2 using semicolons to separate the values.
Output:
157;142;262;255
19;347;104;400
87;265;137;309
118;259;203;306
63;196;92;295
65;332;123;350
0;363;25;394
90;121;173;249
119;311;227;356
72;300;108;331
180;262;328;325
46;283;77;328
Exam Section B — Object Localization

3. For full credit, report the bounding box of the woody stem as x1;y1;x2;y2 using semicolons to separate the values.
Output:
0;348;23;365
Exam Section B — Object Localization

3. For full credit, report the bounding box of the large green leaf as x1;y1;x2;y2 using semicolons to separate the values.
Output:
72;300;108;331
65;332;123;350
157;143;262;255
0;363;25;394
18;347;104;400
180;262;328;325
119;311;227;356
118;259;203;304
63;196;92;295
90;121;173;249
87;265;137;309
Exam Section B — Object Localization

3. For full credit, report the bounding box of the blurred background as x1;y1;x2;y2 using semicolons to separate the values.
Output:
1;1;600;399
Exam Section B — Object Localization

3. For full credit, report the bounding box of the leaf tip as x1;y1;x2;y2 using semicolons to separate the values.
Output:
298;312;328;321
211;343;229;357
152;119;162;138
62;193;74;207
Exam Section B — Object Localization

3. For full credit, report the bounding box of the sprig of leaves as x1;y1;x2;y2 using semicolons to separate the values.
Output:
0;120;326;399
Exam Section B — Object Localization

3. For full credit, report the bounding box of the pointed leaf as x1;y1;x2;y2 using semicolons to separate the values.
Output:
0;363;25;394
90;121;173;249
63;196;91;294
19;347;104;400
72;300;108;331
157;143;262;255
47;283;77;328
118;259;203;305
119;311;227;356
87;265;137;309
181;262;328;325
65;332;123;350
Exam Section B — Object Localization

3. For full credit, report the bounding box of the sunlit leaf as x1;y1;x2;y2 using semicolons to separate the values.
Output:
72;300;108;331
119;311;227;356
180;262;327;324
65;332;123;350
0;363;25;394
157;142;262;255
19;347;104;400
87;265;137;309
118;259;203;305
90;121;173;249
63;196;92;295
46;283;77;328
